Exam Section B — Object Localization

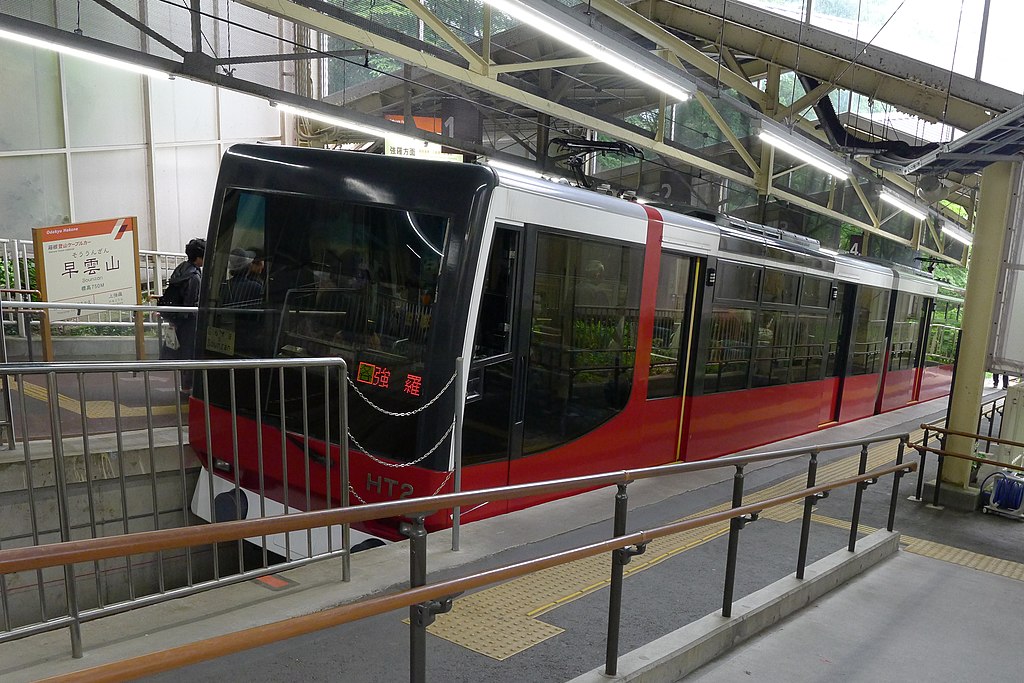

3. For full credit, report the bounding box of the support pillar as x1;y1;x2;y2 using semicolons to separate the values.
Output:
944;161;1017;486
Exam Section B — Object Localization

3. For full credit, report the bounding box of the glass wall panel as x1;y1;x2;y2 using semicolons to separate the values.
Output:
0;43;64;152
981;0;1024;92
0;154;71;237
811;0;982;77
57;1;144;48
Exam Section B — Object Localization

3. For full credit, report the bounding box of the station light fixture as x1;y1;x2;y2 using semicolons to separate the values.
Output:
0;27;170;79
941;221;974;246
484;158;570;184
481;0;693;102
879;189;928;221
272;102;394;139
758;119;851;180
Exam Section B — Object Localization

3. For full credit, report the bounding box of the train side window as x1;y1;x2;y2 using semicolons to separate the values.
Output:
714;262;760;302
926;299;961;366
850;286;890;376
752;310;796;387
762;270;798;305
889;293;922;371
522;232;643;455
703;306;754;394
473;228;519;360
801;277;831;308
649;252;692;399
791;312;827;383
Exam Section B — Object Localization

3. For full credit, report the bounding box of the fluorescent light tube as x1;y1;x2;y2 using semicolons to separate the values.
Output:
941;221;973;246
759;128;850;179
485;158;569;183
273;102;392;139
0;27;169;79
879;190;928;221
482;0;691;102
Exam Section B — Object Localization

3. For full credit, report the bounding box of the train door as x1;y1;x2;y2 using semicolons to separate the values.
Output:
912;297;936;401
821;281;851;425
463;224;535;494
465;223;646;489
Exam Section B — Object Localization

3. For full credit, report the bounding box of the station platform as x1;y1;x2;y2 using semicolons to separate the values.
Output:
2;387;1022;682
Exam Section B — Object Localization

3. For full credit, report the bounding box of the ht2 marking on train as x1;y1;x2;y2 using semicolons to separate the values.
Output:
366;473;414;498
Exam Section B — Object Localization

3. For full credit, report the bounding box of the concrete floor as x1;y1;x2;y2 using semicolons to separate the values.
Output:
688;551;1024;682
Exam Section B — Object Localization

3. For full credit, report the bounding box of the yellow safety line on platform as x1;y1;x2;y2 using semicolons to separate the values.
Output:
9;379;184;417
812;513;1024;582
422;431;923;660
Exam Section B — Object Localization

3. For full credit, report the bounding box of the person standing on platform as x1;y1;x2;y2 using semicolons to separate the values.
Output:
161;238;205;396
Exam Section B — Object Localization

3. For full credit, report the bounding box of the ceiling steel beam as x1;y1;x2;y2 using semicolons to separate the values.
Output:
635;0;1003;131
395;0;488;71
490;56;597;74
238;0;755;185
587;0;764;104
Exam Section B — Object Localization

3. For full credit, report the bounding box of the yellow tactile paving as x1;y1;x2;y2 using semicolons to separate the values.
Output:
813;513;1024;582
10;378;184;417
422;432;924;660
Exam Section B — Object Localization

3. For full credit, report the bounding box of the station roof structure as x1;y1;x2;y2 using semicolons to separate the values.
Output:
2;0;1023;266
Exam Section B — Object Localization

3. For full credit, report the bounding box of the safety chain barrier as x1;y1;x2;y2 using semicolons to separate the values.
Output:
346;371;456;417
346;369;460;504
348;419;456;471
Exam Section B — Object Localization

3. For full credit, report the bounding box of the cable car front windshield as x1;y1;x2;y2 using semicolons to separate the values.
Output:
205;188;449;402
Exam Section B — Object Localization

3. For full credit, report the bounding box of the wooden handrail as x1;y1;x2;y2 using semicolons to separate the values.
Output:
920;423;1024;450
0;433;911;575
910;443;1024;474
36;461;916;683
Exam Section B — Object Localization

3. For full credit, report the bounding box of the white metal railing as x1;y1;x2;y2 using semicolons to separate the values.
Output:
0;357;350;654
0;239;184;326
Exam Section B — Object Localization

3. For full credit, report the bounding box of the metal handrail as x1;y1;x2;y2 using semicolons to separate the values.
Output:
28;461;915;683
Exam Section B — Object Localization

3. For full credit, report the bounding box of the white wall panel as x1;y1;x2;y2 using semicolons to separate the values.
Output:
0;155;71;238
150;78;219;144
69;149;151;247
0;43;64;152
219;89;281;140
64;57;146;147
153;145;221;252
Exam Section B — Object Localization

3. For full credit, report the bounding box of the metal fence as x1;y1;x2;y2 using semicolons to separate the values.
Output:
0;357;349;652
0;239;183;326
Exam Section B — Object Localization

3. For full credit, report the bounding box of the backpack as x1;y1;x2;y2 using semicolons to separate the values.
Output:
157;278;189;323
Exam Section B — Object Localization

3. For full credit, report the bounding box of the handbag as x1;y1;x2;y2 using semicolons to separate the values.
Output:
162;324;180;351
